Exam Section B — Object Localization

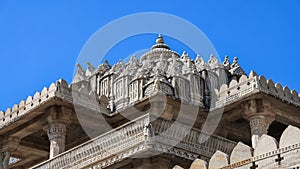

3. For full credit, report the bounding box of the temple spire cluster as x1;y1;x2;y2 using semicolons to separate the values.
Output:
73;34;247;112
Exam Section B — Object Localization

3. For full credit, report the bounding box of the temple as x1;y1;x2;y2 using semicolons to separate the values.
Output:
0;35;299;169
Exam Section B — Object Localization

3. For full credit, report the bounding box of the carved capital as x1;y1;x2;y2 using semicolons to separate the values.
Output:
249;116;269;136
47;122;67;141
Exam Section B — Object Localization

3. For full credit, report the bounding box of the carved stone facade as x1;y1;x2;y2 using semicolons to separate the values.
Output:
0;35;299;168
73;35;236;112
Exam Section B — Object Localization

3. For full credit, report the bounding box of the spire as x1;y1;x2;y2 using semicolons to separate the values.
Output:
151;34;170;50
156;34;164;44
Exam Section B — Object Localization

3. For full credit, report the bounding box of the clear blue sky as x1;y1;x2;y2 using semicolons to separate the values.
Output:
0;1;300;111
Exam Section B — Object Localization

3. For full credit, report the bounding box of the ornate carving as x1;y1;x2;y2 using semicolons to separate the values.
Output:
144;83;154;96
248;116;269;137
242;99;275;148
33;114;236;169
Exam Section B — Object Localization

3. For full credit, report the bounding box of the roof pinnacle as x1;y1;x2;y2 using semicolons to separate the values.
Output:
156;34;165;44
151;34;170;50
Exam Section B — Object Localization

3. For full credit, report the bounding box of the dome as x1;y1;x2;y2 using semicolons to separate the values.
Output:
140;34;180;62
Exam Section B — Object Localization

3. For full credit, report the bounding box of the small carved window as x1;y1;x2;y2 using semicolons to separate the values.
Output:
100;78;109;96
116;80;123;99
130;81;139;102
195;77;202;94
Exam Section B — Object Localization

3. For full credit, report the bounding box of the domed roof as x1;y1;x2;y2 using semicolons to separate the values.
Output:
140;34;180;61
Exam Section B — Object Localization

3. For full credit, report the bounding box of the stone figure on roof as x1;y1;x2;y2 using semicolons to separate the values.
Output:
223;55;230;70
76;63;85;76
97;60;111;74
230;57;239;69
208;54;218;65
229;57;246;76
195;55;207;71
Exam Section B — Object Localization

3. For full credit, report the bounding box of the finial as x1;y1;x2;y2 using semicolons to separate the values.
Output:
156;34;164;44
151;34;170;50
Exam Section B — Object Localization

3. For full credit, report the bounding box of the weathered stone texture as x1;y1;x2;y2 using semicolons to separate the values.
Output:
279;125;300;166
230;142;252;169
190;159;207;169
253;135;278;168
208;150;229;169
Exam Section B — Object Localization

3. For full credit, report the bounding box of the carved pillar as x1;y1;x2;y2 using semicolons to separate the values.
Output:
242;99;275;148
46;106;72;159
0;137;20;169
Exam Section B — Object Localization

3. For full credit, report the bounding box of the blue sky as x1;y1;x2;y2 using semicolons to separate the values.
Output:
0;1;300;111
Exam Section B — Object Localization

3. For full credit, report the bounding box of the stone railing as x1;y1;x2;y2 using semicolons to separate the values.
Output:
257;74;300;107
0;79;110;129
174;125;300;169
32;114;237;169
152;118;236;158
0;79;72;129
31;114;150;169
213;71;300;109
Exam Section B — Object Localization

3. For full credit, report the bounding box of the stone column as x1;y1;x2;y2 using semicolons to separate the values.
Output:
0;137;20;169
242;99;275;148
46;106;72;159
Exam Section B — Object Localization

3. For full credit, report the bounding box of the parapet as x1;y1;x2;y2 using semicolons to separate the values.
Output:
174;125;300;169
